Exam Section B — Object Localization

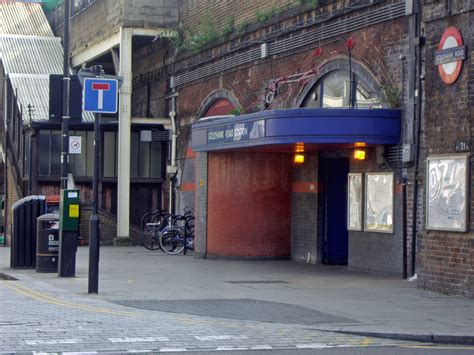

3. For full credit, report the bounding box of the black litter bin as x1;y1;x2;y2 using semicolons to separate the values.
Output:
11;195;46;268
36;214;60;273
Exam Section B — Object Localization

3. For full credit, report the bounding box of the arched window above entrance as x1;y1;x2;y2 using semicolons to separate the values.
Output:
301;70;385;109
203;99;236;117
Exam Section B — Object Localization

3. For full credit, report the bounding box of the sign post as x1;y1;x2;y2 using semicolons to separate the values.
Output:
79;66;121;294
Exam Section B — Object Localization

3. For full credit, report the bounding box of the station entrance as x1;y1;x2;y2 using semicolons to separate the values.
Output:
191;108;401;268
319;157;349;265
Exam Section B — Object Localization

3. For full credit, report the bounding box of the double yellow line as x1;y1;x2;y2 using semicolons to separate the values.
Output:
2;281;137;317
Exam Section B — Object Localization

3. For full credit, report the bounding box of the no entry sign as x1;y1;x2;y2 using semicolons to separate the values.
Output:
83;78;118;113
435;27;466;85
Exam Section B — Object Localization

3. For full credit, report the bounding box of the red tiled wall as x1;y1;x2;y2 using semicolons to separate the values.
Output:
207;152;292;258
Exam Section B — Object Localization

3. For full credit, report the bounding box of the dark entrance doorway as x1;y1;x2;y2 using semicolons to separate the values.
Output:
320;157;349;265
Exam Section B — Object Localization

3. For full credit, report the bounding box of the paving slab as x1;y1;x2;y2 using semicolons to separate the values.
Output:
1;245;473;345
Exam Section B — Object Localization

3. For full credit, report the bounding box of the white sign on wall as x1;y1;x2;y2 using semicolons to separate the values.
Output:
426;154;469;232
69;136;82;155
364;172;394;233
348;173;363;231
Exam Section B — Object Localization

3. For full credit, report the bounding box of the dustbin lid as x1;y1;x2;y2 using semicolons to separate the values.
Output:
12;195;46;211
37;213;60;222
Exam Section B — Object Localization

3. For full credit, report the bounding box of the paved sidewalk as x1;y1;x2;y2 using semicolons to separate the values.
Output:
1;246;473;346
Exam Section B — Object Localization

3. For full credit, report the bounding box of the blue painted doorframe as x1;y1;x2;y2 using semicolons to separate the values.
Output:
322;157;349;265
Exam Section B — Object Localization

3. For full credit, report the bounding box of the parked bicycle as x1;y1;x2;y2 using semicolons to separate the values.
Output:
140;207;195;255
159;208;195;255
141;209;170;250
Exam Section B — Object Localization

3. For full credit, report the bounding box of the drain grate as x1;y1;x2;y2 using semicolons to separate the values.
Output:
113;299;356;325
226;280;289;284
0;273;17;281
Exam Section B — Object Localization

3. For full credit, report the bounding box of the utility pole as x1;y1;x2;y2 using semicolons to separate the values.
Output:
58;0;78;279
61;0;70;189
88;65;104;294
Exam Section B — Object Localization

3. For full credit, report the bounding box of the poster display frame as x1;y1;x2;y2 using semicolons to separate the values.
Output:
347;173;363;231
426;154;469;232
364;172;394;234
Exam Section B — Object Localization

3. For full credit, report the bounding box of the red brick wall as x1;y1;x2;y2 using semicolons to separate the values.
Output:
417;4;473;297
174;17;408;123
179;0;297;36
207;152;292;258
418;232;473;297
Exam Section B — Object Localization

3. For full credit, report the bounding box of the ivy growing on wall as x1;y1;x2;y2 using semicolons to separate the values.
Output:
382;84;401;109
172;1;322;53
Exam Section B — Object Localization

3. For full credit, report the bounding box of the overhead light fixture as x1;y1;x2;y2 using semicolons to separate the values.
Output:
353;149;366;160
355;142;366;147
294;154;306;164
295;142;305;153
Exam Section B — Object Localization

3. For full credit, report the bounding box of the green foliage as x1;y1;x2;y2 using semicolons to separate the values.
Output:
171;21;219;53
273;6;285;17
382;84;401;108
170;4;293;52
222;16;235;37
229;108;243;116
170;28;185;50
255;6;284;23
237;20;250;35
255;9;273;23
297;0;320;8
191;21;219;51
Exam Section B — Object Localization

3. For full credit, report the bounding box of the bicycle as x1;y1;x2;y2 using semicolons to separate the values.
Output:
141;209;170;250
159;209;195;255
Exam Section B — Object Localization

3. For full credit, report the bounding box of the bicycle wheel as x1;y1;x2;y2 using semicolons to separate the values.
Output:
159;227;185;255
186;236;195;251
142;225;160;250
185;216;195;237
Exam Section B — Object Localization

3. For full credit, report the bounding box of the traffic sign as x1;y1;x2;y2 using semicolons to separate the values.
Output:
83;78;118;113
69;136;82;155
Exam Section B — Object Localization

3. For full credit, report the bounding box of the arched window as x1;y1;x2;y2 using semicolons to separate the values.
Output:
203;99;236;117
301;70;385;109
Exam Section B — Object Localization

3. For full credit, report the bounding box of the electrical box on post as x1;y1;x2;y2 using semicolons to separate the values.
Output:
59;189;80;232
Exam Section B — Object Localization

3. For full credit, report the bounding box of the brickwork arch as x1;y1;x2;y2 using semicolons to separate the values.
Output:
196;90;241;121
293;57;386;108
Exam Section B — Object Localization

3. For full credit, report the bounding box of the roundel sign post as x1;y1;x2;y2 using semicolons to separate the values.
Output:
435;27;466;85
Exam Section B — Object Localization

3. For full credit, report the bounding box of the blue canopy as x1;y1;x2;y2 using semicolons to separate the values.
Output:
192;108;401;152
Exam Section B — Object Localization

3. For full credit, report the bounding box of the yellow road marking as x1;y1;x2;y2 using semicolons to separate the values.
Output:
2;282;136;317
359;338;374;346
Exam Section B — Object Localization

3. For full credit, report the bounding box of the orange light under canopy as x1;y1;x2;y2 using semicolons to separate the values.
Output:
295;142;305;153
353;149;366;160
294;154;306;164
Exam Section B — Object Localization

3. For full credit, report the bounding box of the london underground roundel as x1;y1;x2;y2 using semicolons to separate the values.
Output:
437;27;465;84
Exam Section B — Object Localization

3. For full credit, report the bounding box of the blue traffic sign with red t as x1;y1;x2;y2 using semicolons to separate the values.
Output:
83;78;118;113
